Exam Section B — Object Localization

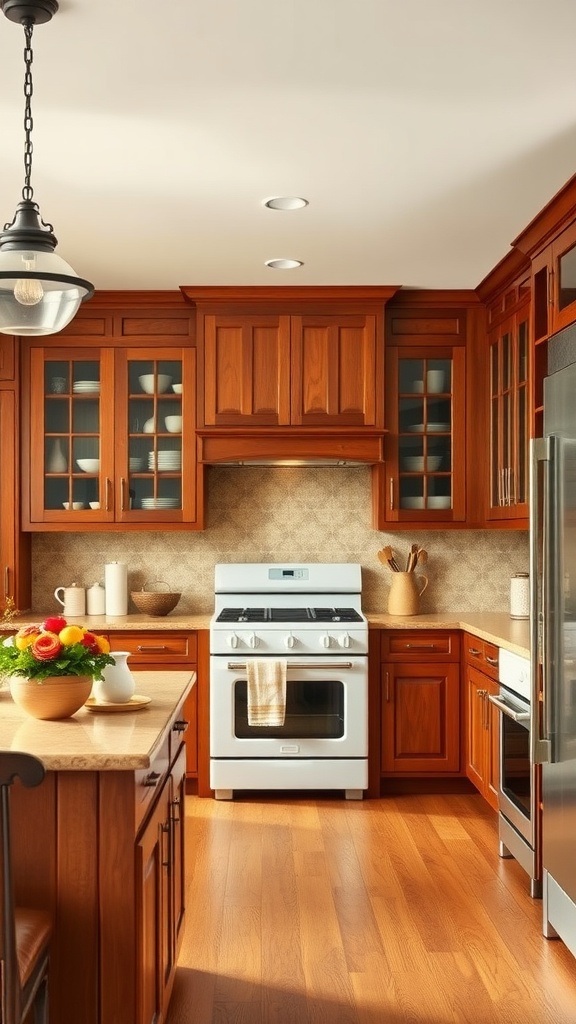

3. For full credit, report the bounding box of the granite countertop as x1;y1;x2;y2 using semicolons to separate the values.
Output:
0;670;195;771
0;610;530;657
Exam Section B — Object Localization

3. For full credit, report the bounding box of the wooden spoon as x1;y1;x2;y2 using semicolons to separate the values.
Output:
407;542;419;572
417;548;428;567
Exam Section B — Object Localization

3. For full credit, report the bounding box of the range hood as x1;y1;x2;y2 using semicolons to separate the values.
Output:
197;429;385;467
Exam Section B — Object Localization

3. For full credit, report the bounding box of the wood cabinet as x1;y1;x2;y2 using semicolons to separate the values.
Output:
380;631;461;774
19;294;203;532
0;349;31;614
183;286;396;464
373;296;480;528
108;630;200;781
136;744;186;1024
463;634;499;810
477;251;531;523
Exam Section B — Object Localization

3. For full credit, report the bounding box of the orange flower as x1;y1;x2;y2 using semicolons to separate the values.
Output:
94;634;111;654
14;624;41;650
30;631;63;661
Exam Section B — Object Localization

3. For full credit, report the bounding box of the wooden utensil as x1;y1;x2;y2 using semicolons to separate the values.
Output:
417;548;428;566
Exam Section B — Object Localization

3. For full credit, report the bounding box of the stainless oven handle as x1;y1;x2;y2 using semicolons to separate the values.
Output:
487;694;530;723
226;661;354;671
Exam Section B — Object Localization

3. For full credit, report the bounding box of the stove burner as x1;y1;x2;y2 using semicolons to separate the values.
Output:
215;607;363;624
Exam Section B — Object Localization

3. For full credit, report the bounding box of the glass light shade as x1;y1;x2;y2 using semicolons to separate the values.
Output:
0;248;93;335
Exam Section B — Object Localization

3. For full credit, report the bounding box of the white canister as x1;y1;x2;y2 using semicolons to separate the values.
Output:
104;562;128;616
510;573;530;619
86;582;106;616
54;583;86;617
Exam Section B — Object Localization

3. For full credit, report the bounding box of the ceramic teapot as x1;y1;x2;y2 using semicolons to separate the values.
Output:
54;583;86;617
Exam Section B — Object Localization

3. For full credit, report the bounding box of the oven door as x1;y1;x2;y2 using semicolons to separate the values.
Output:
489;684;534;845
210;655;368;758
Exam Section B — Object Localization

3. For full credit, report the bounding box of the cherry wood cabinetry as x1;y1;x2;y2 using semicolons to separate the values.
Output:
380;630;461;774
373;294;483;528
463;634;499;810
19;294;203;532
0;340;30;614
136;745;186;1024
477;250;531;524
108;630;203;783
183;286;397;463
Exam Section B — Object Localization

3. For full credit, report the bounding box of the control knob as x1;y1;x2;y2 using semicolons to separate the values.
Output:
284;632;297;650
226;633;239;649
320;633;332;649
337;632;351;649
247;632;259;649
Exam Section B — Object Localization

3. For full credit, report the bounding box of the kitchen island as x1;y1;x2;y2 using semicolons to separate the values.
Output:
2;670;195;1024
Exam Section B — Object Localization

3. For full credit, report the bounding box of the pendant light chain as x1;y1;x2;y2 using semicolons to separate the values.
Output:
22;18;34;202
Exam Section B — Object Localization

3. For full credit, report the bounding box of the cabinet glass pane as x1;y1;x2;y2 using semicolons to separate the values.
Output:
558;242;576;311
502;332;511;389
398;356;453;511
43;358;101;511
128;358;183;510
518;320;528;384
517;384;527;503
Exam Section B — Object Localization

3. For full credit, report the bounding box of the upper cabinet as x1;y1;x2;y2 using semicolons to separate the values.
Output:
477;250;531;524
20;295;204;532
182;286;398;464
373;296;481;528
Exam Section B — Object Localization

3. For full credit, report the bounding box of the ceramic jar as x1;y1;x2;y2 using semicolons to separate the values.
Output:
91;651;135;703
387;572;428;616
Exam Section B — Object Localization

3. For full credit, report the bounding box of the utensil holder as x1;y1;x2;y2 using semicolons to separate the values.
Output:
387;572;428;616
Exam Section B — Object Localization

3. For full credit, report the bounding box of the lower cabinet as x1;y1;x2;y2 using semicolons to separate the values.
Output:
464;635;500;810
381;631;461;774
108;630;199;781
136;744;186;1024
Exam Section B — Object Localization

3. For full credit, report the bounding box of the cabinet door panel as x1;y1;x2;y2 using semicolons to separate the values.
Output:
291;315;376;425
135;790;168;1024
382;662;460;773
202;314;291;425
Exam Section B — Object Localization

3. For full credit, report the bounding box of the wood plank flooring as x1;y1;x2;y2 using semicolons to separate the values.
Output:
166;791;576;1023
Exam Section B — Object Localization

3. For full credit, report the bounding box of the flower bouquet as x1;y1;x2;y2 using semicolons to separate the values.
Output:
0;616;116;720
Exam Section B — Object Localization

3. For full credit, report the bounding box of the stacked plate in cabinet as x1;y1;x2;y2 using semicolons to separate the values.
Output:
147;450;181;471
141;497;180;509
73;380;100;393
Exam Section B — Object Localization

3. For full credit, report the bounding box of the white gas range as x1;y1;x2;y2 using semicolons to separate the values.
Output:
209;563;369;800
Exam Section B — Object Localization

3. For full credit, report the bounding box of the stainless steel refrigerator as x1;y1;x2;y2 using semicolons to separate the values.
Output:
532;354;576;956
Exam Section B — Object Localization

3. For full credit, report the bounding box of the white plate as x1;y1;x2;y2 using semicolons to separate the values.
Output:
400;497;425;509
427;422;450;432
407;424;425;433
403;456;443;472
427;496;451;509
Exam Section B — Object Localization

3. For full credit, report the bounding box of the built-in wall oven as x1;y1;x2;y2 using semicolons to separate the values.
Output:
489;649;541;897
209;563;369;800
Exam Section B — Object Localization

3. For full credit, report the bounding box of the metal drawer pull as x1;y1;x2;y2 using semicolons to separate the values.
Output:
487;694;530;722
173;719;188;733
468;647;481;656
485;656;498;666
404;643;438;650
137;644;169;652
143;770;161;787
227;661;353;671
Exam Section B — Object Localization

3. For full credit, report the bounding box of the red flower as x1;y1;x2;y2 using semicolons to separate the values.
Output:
31;632;63;662
80;631;99;654
41;615;67;634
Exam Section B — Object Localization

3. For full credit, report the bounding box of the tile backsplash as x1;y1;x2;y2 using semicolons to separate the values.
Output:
31;467;529;615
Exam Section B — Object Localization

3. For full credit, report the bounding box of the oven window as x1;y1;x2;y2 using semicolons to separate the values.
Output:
501;715;530;815
234;679;345;739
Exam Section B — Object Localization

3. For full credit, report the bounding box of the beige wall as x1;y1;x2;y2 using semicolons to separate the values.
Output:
31;467;528;616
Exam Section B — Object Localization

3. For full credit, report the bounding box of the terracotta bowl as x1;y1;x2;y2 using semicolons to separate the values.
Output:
9;675;93;720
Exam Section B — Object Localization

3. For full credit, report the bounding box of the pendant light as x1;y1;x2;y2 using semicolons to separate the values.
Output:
0;0;94;336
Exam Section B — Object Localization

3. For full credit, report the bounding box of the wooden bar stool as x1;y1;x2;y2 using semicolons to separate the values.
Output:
0;752;52;1024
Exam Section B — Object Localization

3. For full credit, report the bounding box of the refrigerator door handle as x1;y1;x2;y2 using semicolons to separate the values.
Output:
530;436;553;764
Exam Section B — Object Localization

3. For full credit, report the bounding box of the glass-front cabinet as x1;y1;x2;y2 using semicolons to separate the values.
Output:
488;303;529;520
24;345;201;529
378;346;466;524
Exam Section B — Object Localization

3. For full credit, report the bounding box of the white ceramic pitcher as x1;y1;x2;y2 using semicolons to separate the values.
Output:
92;652;136;704
54;583;86;617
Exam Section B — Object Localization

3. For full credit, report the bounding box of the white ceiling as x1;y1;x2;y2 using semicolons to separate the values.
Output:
1;0;576;294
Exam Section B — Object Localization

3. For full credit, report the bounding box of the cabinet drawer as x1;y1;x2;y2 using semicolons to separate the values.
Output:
108;631;197;665
134;730;170;833
463;633;499;680
381;631;460;661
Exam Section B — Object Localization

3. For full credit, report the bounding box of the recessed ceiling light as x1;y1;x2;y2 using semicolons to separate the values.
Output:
265;259;303;270
264;196;309;211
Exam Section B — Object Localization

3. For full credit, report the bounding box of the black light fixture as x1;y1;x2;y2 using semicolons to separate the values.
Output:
0;0;93;335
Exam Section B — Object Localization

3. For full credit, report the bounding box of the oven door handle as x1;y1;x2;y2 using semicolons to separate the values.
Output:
487;693;530;723
226;661;354;670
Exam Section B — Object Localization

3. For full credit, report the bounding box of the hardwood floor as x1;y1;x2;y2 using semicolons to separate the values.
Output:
167;792;576;1023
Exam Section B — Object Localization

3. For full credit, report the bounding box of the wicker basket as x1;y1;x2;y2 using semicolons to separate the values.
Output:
130;581;181;617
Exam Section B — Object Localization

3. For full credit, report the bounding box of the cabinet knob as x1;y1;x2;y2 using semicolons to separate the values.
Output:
173;719;188;733
143;770;161;787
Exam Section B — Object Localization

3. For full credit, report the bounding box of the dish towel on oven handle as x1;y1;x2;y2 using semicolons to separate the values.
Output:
246;659;287;727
